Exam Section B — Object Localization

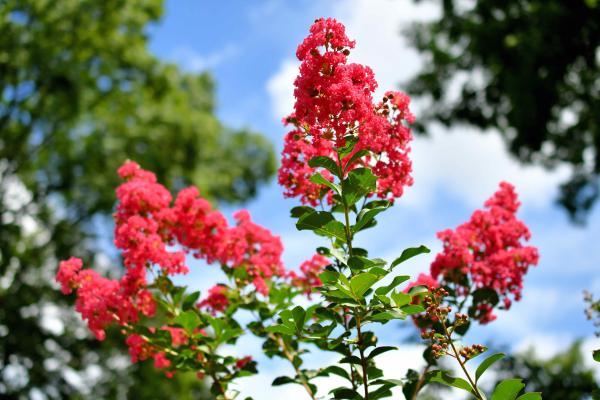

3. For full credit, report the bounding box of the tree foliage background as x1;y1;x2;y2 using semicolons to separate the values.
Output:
0;0;274;398
407;0;600;223
490;342;599;399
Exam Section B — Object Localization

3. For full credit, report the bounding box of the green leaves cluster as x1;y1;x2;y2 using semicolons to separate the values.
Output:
268;142;543;400
406;0;600;222
269;143;437;400
426;354;541;400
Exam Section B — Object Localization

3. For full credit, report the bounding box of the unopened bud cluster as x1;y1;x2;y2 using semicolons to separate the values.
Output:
419;288;485;361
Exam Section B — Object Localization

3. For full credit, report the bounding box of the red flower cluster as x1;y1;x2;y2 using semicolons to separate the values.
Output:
420;182;539;323
56;161;323;348
278;18;414;205
115;161;287;297
288;254;331;294
218;210;285;296
56;257;153;341
198;285;230;314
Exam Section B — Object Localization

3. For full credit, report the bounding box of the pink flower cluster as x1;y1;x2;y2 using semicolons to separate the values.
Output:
198;285;230;314
56;257;154;340
114;161;288;297
56;161;325;346
416;182;539;323
278;18;414;205
288;254;331;294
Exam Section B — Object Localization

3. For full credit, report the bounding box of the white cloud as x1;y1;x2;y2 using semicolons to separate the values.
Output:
405;126;570;210
169;44;238;73
266;58;299;121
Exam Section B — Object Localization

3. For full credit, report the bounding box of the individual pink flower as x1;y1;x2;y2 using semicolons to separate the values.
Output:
161;326;188;347
235;356;253;369
56;257;83;294
290;254;331;294
126;334;155;363
73;270;138;340
170;186;228;263
153;352;172;369
216;210;285;295
136;290;156;317
198;285;230;314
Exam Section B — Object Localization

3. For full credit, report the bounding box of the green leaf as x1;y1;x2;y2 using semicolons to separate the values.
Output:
310;172;341;194
367;346;397;360
408;284;429;297
172;310;201;335
330;387;361;399
319;270;339;284
309;155;342;177
337;135;359;158
475;353;505;383
291;306;306;332
593;349;600;362
370;385;393;400
220;327;242;343
400;304;425;314
350;272;379;297
348;256;386;272
290;206;315;218
340;355;363;365
374;275;410;295
402;369;421;400
265;324;295;336
516;393;542;400
427;370;476;395
354;203;389;233
343;168;377;206
272;376;296;386
491;379;525;400
390;245;431;269
390;291;412;308
321;366;351;381
370;310;406;322
296;211;347;241
343;149;370;173
182;291;201;310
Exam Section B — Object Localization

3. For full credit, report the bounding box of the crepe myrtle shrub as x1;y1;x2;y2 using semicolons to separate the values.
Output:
56;18;542;400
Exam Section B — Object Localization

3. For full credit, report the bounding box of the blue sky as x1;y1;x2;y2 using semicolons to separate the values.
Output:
146;0;600;397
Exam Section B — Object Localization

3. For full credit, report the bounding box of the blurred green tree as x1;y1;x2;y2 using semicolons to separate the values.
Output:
489;341;598;399
406;0;600;223
0;0;274;398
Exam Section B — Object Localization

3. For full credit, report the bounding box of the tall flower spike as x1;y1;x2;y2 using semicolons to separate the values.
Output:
430;182;539;323
279;17;414;205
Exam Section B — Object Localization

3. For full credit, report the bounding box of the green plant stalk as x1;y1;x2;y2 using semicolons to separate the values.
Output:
337;153;370;400
270;333;317;400
439;317;484;400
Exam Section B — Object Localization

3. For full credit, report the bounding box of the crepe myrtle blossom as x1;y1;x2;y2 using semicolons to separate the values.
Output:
56;161;322;378
408;182;539;324
278;17;414;206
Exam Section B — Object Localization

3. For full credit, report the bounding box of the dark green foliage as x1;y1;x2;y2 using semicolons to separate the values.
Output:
491;341;599;399
407;0;600;222
0;0;274;397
